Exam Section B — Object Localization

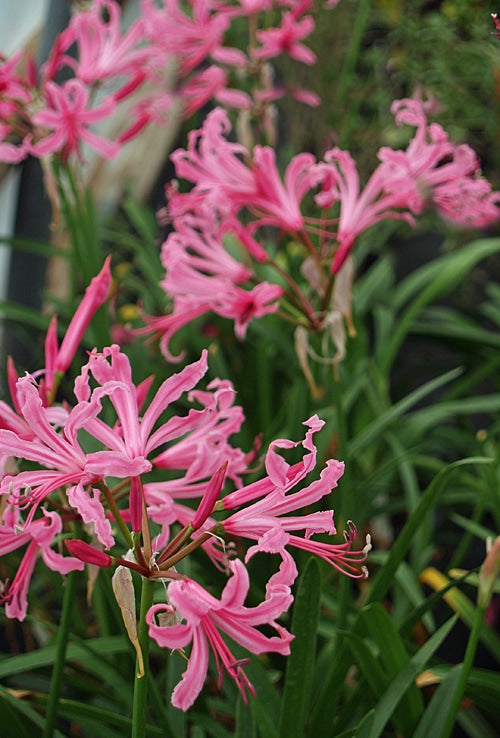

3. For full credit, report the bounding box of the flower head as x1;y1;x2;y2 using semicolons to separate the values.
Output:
147;558;294;710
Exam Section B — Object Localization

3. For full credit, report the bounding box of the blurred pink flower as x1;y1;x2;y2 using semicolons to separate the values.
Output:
30;79;120;160
44;257;112;402
181;66;252;119
0;125;26;163
254;12;317;65
170;107;319;231
379;98;500;228
315;147;416;274
64;0;148;86
141;0;245;76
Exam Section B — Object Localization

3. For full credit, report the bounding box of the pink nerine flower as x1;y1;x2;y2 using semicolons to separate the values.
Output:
180;66;251;119
30;79;120;161
379;98;500;229
0;508;84;621
64;0;148;86
170;107;319;232
254;12;317;65
142;216;283;360
146;557;295;710
189;414;371;578
0;125;27;163
315;148;416;274
141;0;245;77
0;372;150;527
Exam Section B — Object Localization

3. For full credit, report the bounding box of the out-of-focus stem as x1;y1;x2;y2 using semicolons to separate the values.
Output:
131;576;155;738
42;570;77;738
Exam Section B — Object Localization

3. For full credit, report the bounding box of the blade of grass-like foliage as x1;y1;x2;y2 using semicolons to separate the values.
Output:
360;603;424;734
366;457;492;606
145;668;176;738
235;695;256;738
36;696;165;737
412;307;500;350
391;239;500;313
245;655;281;738
0;634;129;679
403;394;500;440
0;300;50;330
0;684;66;738
442;353;500;404
464;668;500;723
189;710;234;738
364;613;458;738
308;635;356;737
448;569;500;595
352;256;394;316
122;196;159;248
413;665;461;738
0;692;34;738
382;238;500;373
419;568;500;665
343;628;392;696
278;558;321;738
353;709;375;738
456;706;499;738
164;649;187;738
347;367;462;458
42;569;76;738
0;234;67;259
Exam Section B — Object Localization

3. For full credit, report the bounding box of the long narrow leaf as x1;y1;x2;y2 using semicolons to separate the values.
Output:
366;458;491;605
383;238;500;372
366;614;458;738
361;603;423;734
278;558;321;738
348;367;462;457
413;665;462;738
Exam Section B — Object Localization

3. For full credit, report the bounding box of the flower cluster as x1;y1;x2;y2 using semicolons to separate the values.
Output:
0;265;369;709
142;99;500;362
0;0;323;164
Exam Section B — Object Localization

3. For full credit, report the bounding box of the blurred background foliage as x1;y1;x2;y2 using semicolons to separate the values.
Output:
278;0;500;187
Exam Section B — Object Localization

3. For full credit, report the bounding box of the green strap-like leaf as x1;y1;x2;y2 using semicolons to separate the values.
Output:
413;665;462;738
278;557;321;738
366;613;458;738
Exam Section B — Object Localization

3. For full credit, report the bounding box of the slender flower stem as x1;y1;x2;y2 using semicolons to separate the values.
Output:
320;272;336;316
155;524;194;566
42;570;77;738
157;531;212;572
267;257;321;329
99;481;134;549
440;603;487;738
131;576;155;738
299;228;326;287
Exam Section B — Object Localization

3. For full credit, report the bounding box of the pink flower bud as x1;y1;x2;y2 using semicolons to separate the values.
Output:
65;540;112;568
192;462;228;530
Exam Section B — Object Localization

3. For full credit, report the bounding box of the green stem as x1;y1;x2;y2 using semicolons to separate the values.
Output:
440;602;487;738
131;577;155;738
42;570;77;738
100;482;134;549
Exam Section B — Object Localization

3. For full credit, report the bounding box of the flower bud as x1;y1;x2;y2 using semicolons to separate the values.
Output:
65;539;112;568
